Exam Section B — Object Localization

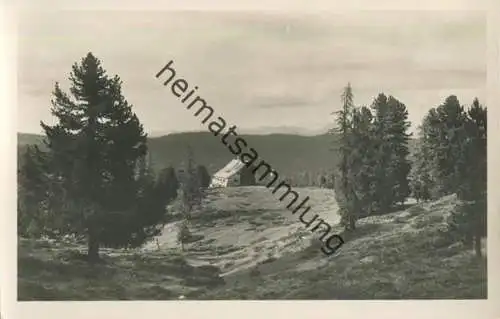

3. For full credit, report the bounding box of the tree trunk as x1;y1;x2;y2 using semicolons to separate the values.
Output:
87;231;100;263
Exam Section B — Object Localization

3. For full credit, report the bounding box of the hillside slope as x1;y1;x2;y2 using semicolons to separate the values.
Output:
18;187;486;300
147;132;337;176
17;132;337;177
196;191;487;299
17;131;418;179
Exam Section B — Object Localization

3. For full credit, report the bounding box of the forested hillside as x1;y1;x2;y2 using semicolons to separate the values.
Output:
17;132;339;184
18;131;417;186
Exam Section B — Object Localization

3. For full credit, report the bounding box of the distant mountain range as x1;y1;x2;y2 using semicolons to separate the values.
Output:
17;131;418;179
149;125;332;137
17;132;338;177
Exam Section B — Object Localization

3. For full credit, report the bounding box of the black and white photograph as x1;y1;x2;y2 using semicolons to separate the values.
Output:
1;0;498;317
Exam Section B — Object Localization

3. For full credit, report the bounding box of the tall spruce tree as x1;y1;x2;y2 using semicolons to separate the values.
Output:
415;107;443;198
447;98;487;257
18;145;52;237
370;93;392;212
432;95;468;195
181;146;202;216
240;165;257;186
196;165;211;188
22;52;171;262
409;129;433;202
348;106;376;218
370;94;411;211
156;166;180;204
386;97;412;205
415;97;486;256
414;96;469;199
177;146;202;252
332;83;358;230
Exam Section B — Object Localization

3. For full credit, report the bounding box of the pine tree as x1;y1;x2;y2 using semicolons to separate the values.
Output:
409;134;432;203
240;165;257;186
416;108;443;198
125;154;175;249
181;146;202;216
348;106;376;217
370;93;392;212
177;146;202;252
18;145;52;237
156;166;180;203
414;96;469;199
319;175;327;188
416;97;486;257
196;165;211;188
432;95;468;195
386;96;412;205
448;98;487;257
370;94;411;211
332;83;358;230
20;52;170;262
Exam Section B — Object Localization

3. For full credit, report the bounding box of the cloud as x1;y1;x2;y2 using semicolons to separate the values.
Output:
17;10;485;135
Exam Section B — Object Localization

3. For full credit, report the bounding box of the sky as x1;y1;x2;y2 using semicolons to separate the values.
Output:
16;10;486;136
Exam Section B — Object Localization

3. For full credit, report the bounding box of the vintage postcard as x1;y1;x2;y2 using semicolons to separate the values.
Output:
1;0;498;318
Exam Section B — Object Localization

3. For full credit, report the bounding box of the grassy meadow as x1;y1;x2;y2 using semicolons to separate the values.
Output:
18;186;486;300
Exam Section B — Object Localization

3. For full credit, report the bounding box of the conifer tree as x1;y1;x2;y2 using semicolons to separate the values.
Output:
240;165;257;186
414;96;469;199
18;145;52;237
196;165;211;188
447;98;487;257
370;94;411;211
156;166;180;203
409;134;432;202
348;106;376;217
432;95;468;195
177;146;202;252
386;97;412;205
370;93;392;212
181;146;202;216
332;83;358;230
415;108;443;198
125;154;174;249
319;175;327;188
20;52;171;262
415;97;486;256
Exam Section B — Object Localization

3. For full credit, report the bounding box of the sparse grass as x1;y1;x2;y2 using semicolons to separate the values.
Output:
213;245;241;255
18;240;223;300
196;194;487;299
18;189;486;300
